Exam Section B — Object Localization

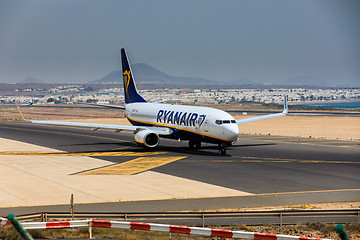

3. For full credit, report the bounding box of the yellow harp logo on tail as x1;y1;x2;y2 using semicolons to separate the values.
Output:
123;70;131;92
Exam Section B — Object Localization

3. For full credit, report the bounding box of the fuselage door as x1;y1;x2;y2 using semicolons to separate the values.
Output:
204;120;209;132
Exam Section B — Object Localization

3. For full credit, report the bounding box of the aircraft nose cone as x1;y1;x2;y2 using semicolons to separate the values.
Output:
226;125;239;141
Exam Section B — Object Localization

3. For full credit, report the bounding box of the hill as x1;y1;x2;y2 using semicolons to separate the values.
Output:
92;63;218;85
21;77;44;84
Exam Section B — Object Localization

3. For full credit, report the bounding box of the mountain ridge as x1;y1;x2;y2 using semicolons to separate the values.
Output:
92;63;218;85
91;63;340;87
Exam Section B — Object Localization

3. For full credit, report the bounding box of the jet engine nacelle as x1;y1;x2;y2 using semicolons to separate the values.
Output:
134;130;159;148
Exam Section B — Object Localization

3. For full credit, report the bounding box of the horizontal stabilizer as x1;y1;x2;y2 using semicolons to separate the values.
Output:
78;102;125;110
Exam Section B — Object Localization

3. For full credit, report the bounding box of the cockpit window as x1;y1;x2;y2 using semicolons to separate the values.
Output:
216;119;236;125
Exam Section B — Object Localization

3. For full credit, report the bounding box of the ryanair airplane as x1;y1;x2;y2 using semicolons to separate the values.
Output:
20;49;288;155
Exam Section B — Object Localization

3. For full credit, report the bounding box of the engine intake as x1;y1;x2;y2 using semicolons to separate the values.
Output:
134;130;159;148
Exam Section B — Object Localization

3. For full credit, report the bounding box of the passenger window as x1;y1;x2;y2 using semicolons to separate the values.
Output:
223;120;230;124
215;120;222;125
231;120;236;123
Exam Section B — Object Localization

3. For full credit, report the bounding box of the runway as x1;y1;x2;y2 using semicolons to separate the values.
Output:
0;120;359;212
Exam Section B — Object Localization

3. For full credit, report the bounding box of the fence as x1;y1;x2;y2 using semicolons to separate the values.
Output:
6;208;360;227
1;218;334;240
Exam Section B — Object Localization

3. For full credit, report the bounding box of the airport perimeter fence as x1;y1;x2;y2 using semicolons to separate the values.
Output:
6;208;360;227
2;217;336;240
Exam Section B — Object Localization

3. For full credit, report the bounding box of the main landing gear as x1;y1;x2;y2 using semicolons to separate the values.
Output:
188;140;227;155
218;143;227;155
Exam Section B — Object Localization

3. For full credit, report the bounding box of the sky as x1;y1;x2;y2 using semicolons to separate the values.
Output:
0;0;359;86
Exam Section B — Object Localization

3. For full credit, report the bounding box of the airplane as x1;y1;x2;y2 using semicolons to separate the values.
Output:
18;48;288;155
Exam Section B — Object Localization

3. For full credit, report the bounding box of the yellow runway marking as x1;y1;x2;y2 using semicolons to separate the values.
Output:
281;141;360;149
110;147;130;151
239;136;360;149
182;156;360;164
0;151;166;157
77;156;187;175
238;156;360;164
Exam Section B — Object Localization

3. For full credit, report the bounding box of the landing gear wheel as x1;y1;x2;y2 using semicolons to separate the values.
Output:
195;142;201;149
218;148;226;155
218;143;227;155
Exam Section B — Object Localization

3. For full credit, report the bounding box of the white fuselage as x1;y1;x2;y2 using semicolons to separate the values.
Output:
125;103;239;144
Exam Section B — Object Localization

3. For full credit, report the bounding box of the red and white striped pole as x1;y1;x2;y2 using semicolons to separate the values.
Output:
0;218;333;240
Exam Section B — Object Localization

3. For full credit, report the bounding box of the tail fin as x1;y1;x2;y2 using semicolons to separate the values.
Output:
121;48;147;104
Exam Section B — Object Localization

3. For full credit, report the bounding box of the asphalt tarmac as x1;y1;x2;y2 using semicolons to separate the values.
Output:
0;121;359;214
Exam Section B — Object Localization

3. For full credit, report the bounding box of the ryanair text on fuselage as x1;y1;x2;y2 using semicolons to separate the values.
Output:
157;110;206;127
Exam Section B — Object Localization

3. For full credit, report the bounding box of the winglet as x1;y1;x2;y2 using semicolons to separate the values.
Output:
282;95;288;114
15;103;26;121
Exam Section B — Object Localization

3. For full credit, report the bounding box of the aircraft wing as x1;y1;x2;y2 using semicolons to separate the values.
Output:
236;95;288;124
16;103;171;135
83;101;170;108
151;99;172;104
78;102;125;109
236;112;286;124
25;119;173;135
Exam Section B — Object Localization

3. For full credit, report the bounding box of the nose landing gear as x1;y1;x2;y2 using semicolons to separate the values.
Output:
218;143;227;155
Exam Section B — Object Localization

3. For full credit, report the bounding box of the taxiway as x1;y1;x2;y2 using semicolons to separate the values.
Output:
0;121;359;213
